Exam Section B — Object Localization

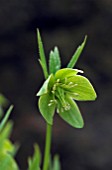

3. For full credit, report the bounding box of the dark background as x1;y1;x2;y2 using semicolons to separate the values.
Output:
0;0;112;170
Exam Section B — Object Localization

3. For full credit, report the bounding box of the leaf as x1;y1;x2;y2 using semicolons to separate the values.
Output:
36;74;54;96
0;122;12;152
58;95;84;128
2;140;15;154
0;152;18;170
0;105;13;132
67;36;87;68
66;75;97;101
55;68;83;81
52;155;61;170
37;29;48;79
38;93;56;125
28;144;41;170
49;47;61;74
0;122;13;142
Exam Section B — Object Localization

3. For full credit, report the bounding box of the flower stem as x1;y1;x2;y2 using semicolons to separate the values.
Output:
42;123;52;170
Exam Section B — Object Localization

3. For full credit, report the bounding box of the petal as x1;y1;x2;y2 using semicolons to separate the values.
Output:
57;95;84;128
38;93;56;125
55;68;83;81
65;75;97;101
36;74;54;96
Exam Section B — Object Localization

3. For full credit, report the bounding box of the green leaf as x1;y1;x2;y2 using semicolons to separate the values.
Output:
37;29;48;79
66;75;97;101
67;36;87;68
55;68;83;81
0;152;18;170
0;122;13;141
49;47;61;74
36;74;54;96
0;122;13;157
52;155;61;170
2;140;15;154
0;105;13;132
38;93;56;125
58;95;84;128
28;144;41;170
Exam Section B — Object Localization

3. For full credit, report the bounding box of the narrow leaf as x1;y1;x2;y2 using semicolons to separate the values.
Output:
38;93;56;125
0;105;13;132
49;47;61;74
52;155;61;170
67;36;87;68
58;95;84;128
37;29;48;79
28;144;41;170
0;122;13;142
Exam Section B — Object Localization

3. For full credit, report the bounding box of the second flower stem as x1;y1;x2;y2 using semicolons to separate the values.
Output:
43;123;52;170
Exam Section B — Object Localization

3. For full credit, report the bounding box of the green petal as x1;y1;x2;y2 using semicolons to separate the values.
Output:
38;93;56;125
55;68;83;81
66;75;97;101
36;74;54;96
57;96;84;128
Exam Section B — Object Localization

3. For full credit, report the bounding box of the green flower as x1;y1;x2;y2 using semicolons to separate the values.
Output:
36;30;97;128
36;68;96;128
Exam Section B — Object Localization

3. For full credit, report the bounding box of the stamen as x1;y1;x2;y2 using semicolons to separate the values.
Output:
56;79;60;83
64;103;71;111
53;85;56;91
48;103;53;106
49;99;57;104
65;107;69;111
68;82;78;88
74;83;78;86
74;93;79;96
51;90;55;94
57;108;59;113
50;100;54;102
70;84;78;88
68;82;73;85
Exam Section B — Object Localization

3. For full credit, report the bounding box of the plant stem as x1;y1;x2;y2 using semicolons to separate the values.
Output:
43;123;52;170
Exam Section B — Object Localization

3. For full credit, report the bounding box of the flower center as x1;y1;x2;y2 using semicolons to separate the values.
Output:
48;79;72;111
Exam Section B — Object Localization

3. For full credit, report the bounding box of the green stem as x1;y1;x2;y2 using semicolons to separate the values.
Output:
43;123;52;170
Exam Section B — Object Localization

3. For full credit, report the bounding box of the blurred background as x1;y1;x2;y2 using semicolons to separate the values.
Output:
0;0;112;170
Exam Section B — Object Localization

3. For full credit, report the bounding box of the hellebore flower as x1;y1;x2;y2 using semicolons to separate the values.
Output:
36;30;97;128
36;68;97;128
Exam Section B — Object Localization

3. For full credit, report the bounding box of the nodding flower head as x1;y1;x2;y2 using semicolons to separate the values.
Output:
37;30;97;128
36;68;97;128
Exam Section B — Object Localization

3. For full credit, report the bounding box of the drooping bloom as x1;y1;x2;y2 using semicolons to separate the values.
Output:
37;30;97;128
37;68;97;128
